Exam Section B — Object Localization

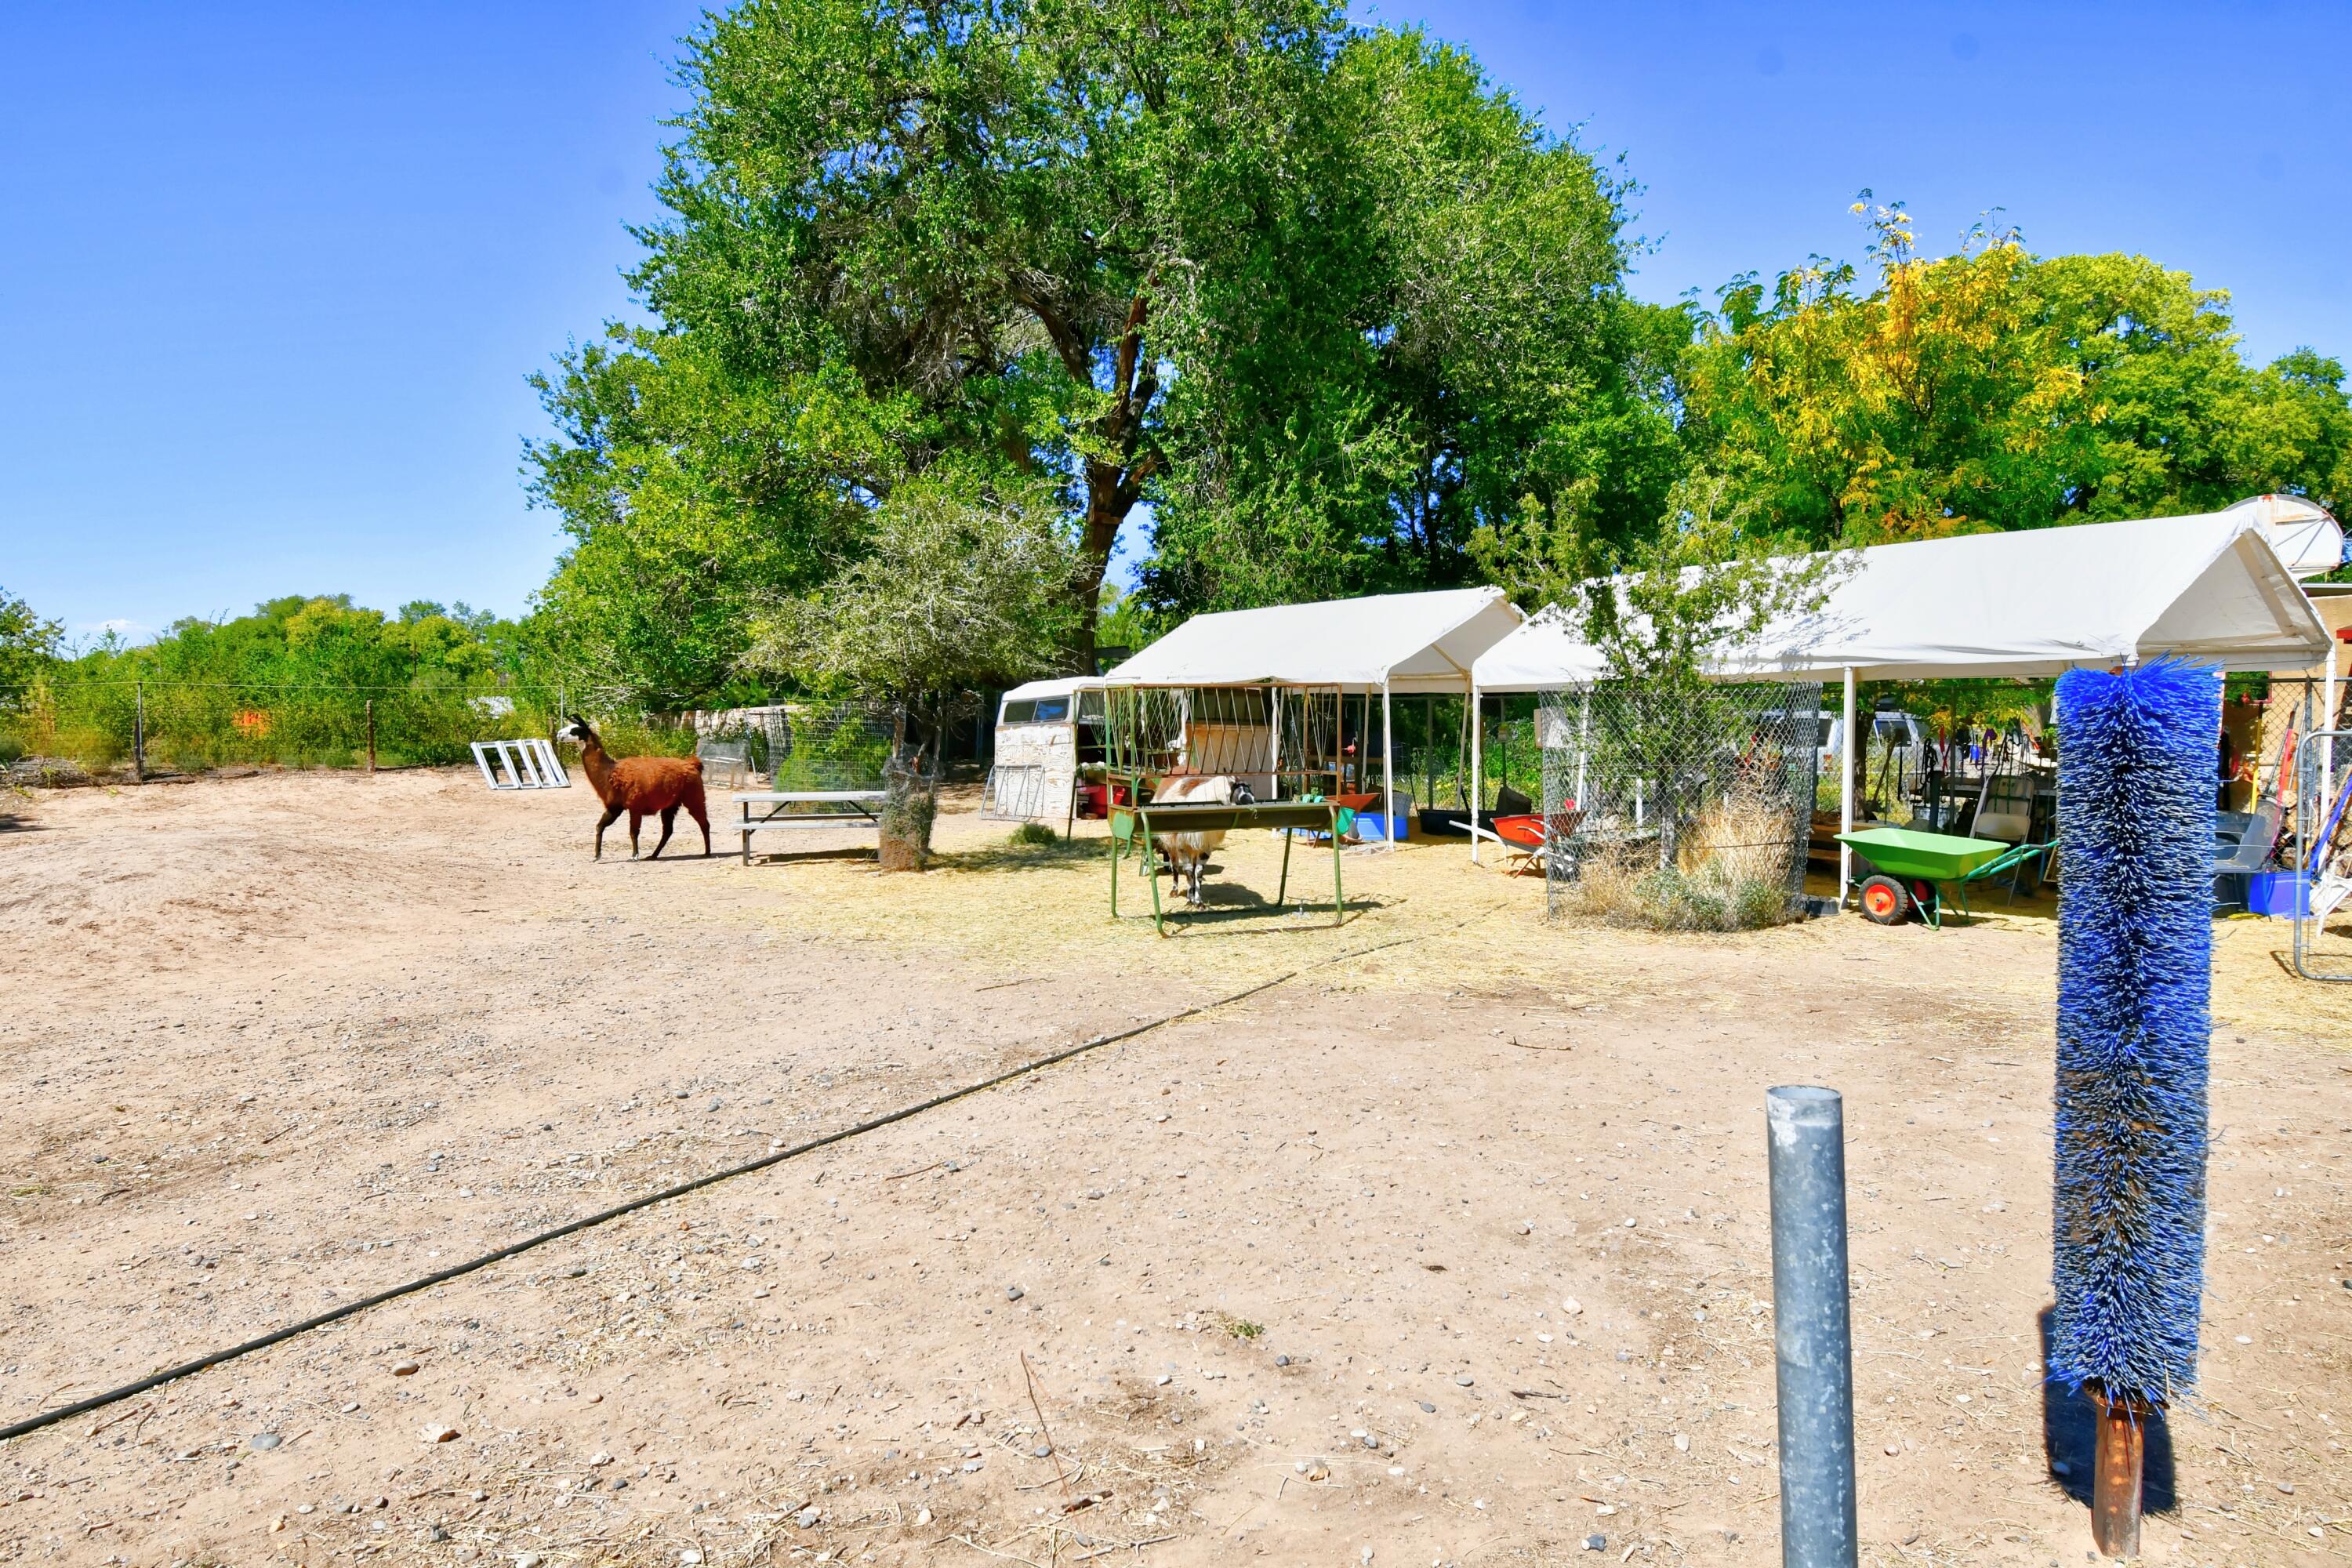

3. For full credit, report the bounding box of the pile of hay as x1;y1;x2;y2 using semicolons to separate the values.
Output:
1554;792;1801;932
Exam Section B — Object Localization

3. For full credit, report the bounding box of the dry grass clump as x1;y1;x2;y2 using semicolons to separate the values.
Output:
1553;792;1801;932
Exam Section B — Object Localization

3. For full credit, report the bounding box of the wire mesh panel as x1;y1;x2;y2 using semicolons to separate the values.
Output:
2293;728;2352;981
695;739;753;793
1539;681;1822;927
765;699;896;793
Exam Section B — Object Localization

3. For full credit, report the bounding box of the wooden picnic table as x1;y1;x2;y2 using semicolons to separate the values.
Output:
732;790;887;866
1108;798;1351;935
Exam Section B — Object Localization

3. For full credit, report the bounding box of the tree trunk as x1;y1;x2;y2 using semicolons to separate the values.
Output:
1070;474;1138;675
877;753;937;872
1009;285;1159;678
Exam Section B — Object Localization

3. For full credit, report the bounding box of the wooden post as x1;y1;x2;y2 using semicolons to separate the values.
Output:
132;681;145;782
2090;1388;2145;1559
365;699;376;775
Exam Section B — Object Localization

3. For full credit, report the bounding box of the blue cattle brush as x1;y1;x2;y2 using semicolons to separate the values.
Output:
2050;658;2217;1558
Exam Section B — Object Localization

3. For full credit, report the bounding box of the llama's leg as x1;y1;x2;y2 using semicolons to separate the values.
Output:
628;810;645;858
686;790;711;855
651;804;679;858
593;804;622;860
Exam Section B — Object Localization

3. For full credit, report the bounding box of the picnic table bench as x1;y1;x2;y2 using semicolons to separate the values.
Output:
733;790;887;866
1108;798;1351;935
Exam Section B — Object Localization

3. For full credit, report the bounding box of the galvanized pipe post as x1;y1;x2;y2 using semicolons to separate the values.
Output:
1767;1085;1859;1567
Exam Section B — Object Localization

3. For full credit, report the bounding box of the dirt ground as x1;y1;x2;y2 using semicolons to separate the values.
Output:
1;767;2347;1568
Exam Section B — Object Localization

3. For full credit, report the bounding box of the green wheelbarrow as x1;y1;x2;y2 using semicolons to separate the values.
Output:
1835;826;2055;928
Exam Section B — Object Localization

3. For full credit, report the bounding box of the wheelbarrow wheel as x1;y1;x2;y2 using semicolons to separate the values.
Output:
1859;874;1910;925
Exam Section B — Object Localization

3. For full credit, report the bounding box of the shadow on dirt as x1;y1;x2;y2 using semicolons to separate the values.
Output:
2038;1305;2176;1514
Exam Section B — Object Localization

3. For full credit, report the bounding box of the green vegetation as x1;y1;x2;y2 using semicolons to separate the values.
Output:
0;586;63;708
14;6;2352;776
524;0;1682;700
519;5;2350;714
1008;822;1059;848
1682;201;2352;546
0;595;688;773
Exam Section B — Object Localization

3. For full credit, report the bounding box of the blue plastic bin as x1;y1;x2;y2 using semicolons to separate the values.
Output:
2246;871;2309;918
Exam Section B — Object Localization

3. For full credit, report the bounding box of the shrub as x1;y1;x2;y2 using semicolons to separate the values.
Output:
1008;822;1058;847
1553;790;1802;931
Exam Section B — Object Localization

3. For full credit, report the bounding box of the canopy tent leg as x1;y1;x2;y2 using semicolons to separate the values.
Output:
1838;665;1857;910
1577;688;1589;808
1382;677;1397;850
1469;681;1483;863
1269;685;1283;800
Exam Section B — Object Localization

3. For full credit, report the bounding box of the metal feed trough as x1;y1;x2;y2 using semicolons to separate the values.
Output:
473;738;570;789
1102;683;1364;935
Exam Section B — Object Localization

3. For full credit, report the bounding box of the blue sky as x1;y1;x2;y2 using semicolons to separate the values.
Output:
5;2;2347;640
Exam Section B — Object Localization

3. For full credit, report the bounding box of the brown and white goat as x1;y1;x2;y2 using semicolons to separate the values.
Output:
555;717;711;860
1149;774;1254;906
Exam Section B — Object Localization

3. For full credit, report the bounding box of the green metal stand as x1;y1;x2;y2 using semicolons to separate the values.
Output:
1109;800;1347;936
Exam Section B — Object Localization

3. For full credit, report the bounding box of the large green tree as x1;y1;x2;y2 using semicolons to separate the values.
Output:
525;0;1671;697
1142;31;1680;614
532;0;1358;684
1681;201;2352;546
0;586;63;706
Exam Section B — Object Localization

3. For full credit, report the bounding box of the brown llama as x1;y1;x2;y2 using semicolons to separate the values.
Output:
554;717;711;860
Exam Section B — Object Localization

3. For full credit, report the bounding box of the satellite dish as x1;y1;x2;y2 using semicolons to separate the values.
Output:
2224;493;2347;579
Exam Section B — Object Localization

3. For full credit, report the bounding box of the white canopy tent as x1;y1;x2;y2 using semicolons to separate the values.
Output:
1466;507;2339;894
1105;587;1525;840
1108;586;1523;692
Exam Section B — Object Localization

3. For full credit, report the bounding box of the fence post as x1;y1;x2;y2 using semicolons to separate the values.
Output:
132;681;146;782
365;699;376;775
1767;1085;1859;1568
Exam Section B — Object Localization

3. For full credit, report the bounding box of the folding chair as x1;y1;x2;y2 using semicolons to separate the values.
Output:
2212;798;2283;912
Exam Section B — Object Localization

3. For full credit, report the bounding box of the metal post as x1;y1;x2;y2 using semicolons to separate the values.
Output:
1576;686;1589;809
2325;640;2339;820
1838;666;1857;909
1767;1085;1859;1568
1381;677;1396;848
132;681;145;782
1424;695;1434;812
1469;685;1483;864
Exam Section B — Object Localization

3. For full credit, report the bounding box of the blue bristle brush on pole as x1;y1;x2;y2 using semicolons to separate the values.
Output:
2050;658;2218;1559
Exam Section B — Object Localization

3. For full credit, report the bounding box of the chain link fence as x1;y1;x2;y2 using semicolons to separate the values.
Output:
1538;681;1823;928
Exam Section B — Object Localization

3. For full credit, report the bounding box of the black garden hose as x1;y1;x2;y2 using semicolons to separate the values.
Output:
1;913;1484;1443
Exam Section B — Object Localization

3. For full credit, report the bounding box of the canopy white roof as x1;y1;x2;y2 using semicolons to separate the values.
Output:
1106;587;1523;694
1000;675;1103;703
1472;510;2336;691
